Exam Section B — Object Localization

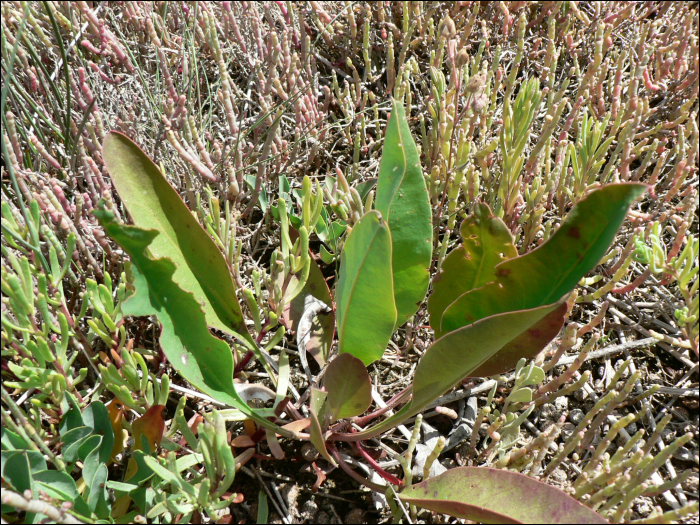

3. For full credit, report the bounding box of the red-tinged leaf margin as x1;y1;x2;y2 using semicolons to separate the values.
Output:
398;467;608;524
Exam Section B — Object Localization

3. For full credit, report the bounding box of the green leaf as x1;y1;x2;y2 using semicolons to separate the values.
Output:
82;401;114;465
124;450;156;487
324;353;372;421
58;394;83;435
375;100;432;325
102;131;250;342
33;470;92;518
441;184;646;334
336;210;397;365
77;435;102;463
142;456;195;497
429;203;517;338
411;302;563;414
2;451;35;496
466;301;569;378
93;207;281;433
60;426;93;463
86;463;109;515
1;427;30;451
356;178;378;201
345;301;566;441
257;490;269;524
398;467;608;524
82;441;106;500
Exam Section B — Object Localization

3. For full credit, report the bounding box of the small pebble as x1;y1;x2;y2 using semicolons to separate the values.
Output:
301;500;318;521
597;365;606;379
569;408;585;425
634;500;653;516
554;396;568;412
673;446;693;462
441;457;457;469
549;468;568;483
540;419;556;432
626;422;638;435
560;422;576;439
345;508;365;524
540;403;558;419
573;388;588;401
316;512;330;524
661;427;676;444
681;470;699;493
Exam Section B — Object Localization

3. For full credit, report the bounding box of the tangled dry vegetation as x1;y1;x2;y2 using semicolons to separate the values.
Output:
1;1;698;524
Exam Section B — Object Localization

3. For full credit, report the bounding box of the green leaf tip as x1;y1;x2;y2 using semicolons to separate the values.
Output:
375;99;433;326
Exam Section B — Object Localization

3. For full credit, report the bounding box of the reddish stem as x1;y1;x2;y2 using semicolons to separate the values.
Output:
353;386;412;427
233;350;254;375
355;442;403;488
327;445;388;494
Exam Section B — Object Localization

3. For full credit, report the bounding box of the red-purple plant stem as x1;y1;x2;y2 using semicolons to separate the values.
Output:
233;350;254;375
327;445;388;494
355;441;404;487
353;386;412;427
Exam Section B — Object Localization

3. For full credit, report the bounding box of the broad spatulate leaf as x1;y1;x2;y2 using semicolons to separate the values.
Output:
102;132;249;342
398;467;608;524
336;210;397;365
429;202;517;338
324;353;372;421
441;184;646;334
411;301;565;413
93;207;282;434
375;99;433;326
340;299;565;441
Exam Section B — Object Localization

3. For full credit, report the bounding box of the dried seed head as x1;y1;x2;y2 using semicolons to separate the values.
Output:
471;92;488;114
465;71;486;94
441;15;456;39
227;181;239;201
455;48;469;68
